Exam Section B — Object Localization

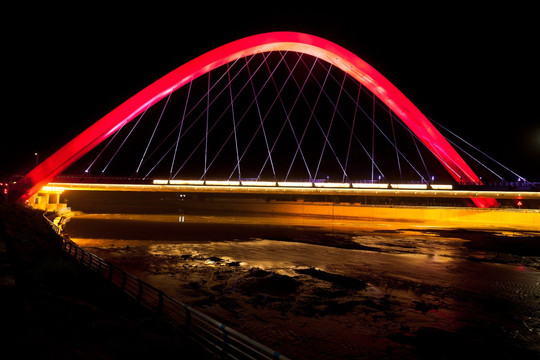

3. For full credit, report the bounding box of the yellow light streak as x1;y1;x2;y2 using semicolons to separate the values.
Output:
352;183;389;189
277;181;313;187
314;182;351;188
170;179;205;185
431;184;453;190
390;184;428;189
206;180;241;186
241;181;278;187
41;186;65;193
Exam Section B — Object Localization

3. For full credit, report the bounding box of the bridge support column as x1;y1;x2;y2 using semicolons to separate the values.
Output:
28;186;68;213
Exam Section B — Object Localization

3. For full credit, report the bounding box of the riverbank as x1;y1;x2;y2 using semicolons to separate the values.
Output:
0;204;206;359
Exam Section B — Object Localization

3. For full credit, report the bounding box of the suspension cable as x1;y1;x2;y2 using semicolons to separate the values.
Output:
175;52;280;180
343;83;361;182
242;56;276;180
262;51;313;181
200;53;280;180
431;118;528;183
143;56;257;179
284;57;351;181
344;82;425;180
444;136;504;180
371;93;376;181
211;53;280;180
116;51;475;184
85;126;121;175
314;71;347;181
227;63;242;181
410;131;431;181
101;107;148;174
281;56;320;181
204;72;210;181
389;109;402;180
170;80;192;178
226;51;291;181
136;92;172;177
311;61;426;181
296;59;386;179
136;57;248;176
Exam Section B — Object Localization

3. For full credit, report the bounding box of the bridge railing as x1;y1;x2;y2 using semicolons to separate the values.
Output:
43;212;288;360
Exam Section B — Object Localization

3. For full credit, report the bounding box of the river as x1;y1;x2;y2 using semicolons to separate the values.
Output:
63;198;540;359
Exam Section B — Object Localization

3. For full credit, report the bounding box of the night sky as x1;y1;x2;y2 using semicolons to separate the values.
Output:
3;4;539;181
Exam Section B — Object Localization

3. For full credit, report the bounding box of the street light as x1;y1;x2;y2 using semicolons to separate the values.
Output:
34;152;38;167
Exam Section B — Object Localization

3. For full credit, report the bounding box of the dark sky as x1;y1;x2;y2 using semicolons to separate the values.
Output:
3;4;539;180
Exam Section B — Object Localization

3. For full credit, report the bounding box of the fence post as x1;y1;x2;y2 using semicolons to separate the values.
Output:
184;305;192;333
108;264;114;282
221;324;229;359
136;279;143;301
157;291;163;313
121;271;127;291
88;253;94;269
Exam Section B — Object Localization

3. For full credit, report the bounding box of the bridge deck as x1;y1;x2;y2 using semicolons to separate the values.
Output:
45;182;540;200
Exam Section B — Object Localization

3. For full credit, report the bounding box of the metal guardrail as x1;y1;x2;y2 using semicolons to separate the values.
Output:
43;212;289;360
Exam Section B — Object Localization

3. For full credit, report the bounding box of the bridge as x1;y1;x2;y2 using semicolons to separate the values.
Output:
9;32;537;209
40;179;540;201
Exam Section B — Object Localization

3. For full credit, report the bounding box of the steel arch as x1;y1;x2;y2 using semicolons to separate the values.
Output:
14;32;497;207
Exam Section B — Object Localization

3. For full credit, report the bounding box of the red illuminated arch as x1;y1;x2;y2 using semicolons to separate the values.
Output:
14;32;497;207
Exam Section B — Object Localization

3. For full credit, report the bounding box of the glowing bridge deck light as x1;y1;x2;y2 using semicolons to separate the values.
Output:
205;180;241;186
169;179;205;185
45;181;540;202
390;184;428;190
40;186;65;193
241;181;278;187
147;179;452;192
277;181;314;188
352;183;390;189
430;184;453;190
152;180;441;190
314;182;351;188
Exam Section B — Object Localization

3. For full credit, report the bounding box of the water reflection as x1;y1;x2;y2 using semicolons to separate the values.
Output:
65;211;540;359
66;212;540;294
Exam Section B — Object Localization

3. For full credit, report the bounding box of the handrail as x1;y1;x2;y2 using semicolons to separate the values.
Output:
42;212;288;360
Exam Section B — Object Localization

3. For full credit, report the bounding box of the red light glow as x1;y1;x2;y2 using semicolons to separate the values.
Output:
14;32;497;207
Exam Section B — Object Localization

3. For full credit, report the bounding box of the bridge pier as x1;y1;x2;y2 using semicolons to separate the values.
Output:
28;186;69;213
